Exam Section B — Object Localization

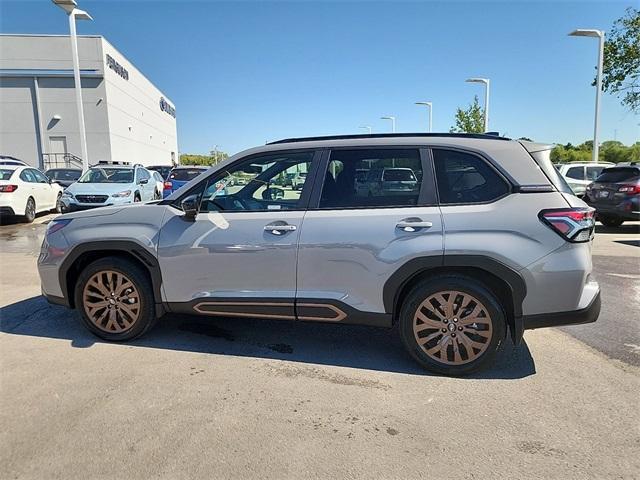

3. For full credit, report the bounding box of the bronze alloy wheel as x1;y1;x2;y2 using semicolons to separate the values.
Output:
413;290;493;365
82;270;141;333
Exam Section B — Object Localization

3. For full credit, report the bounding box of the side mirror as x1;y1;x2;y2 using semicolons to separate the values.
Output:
181;194;200;220
139;179;149;185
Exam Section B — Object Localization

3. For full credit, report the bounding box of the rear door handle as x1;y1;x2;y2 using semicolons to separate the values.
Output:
396;219;433;232
264;224;297;235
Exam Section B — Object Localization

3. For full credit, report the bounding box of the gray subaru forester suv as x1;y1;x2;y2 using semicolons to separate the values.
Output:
38;134;600;376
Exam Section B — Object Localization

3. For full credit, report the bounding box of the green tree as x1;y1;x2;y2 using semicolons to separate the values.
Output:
179;152;229;166
450;95;484;133
601;7;640;112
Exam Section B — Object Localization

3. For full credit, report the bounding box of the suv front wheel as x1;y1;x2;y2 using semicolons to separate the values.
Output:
399;275;505;376
74;257;157;341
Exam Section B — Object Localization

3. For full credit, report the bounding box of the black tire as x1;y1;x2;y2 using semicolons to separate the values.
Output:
134;192;141;203
600;216;624;228
74;257;157;341
23;197;36;223
53;192;63;213
398;275;506;376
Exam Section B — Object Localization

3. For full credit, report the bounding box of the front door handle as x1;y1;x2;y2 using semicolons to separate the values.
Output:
264;224;297;235
396;219;433;232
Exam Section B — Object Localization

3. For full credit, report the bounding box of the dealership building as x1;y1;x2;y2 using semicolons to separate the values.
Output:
0;34;178;169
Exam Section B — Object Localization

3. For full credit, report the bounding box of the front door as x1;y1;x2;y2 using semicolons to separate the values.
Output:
158;150;319;318
296;147;444;322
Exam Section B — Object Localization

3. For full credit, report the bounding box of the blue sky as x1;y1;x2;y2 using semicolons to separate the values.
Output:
1;0;638;155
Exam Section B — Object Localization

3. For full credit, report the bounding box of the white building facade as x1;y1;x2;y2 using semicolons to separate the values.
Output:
0;34;178;169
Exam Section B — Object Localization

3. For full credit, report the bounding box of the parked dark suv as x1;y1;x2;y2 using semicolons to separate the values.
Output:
585;164;640;227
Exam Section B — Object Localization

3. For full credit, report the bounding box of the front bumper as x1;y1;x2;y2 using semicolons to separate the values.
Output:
523;290;600;330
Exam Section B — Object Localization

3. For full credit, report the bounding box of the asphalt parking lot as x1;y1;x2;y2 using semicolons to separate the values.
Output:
1;215;639;479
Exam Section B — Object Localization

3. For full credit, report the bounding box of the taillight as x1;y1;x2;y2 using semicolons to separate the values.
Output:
0;184;18;193
539;207;595;243
618;184;640;194
163;181;172;190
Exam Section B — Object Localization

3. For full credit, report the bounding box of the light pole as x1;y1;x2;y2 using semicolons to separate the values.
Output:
569;29;605;164
52;0;92;172
415;102;433;132
380;116;396;133
465;78;490;132
359;126;372;134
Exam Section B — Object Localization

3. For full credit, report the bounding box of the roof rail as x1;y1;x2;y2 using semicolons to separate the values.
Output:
267;132;511;145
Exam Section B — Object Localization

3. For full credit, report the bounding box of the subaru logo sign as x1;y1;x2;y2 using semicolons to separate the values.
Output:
160;97;176;118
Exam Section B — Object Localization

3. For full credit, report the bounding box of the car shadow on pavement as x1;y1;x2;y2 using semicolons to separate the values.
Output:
1;295;536;380
595;223;640;234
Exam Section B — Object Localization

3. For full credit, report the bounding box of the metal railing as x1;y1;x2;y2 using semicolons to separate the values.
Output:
42;153;83;170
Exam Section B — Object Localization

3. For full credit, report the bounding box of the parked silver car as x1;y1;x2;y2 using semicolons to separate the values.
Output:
38;133;600;375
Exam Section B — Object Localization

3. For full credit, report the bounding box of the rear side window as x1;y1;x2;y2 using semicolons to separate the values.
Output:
0;169;15;180
319;149;422;208
20;169;36;183
433;149;509;204
170;168;205;181
596;167;640;183
565;166;585;180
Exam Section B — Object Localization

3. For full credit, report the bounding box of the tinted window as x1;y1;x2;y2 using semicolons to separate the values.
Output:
45;169;81;181
31;169;49;183
319;149;422;208
586;166;607;181
148;166;172;179
20;169;36;183
199;152;315;212
566;166;585;180
137;169;150;181
170;168;207;181
0;169;15;180
596;167;640;183
433;149;509;204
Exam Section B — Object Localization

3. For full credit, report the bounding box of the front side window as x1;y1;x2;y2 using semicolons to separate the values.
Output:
319;149;422;208
137;169;150;182
566;166;585;180
31;169;49;183
433;149;509;204
198;151;315;212
78;168;134;183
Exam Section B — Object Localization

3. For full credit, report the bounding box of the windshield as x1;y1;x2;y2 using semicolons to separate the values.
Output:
170;168;206;181
78;168;134;183
0;169;15;180
596;167;640;183
384;169;416;181
46;169;81;181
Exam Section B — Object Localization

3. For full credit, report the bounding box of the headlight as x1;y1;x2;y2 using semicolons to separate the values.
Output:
62;192;74;198
112;190;132;198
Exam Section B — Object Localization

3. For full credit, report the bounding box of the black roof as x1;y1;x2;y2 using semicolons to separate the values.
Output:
267;132;509;145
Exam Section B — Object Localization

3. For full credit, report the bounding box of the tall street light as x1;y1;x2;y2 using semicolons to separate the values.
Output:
465;78;490;132
415;101;433;132
359;126;372;134
569;29;605;164
52;0;92;171
380;116;396;133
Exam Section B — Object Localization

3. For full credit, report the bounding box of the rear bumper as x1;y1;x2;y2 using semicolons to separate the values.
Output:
586;198;640;220
523;290;600;330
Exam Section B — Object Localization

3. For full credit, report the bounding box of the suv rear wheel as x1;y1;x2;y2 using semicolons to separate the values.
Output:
399;275;505;376
74;257;156;341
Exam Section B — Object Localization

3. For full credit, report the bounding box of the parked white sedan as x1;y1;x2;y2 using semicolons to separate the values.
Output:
0;165;63;223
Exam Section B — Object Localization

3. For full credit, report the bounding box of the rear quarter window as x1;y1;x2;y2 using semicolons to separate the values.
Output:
433;149;510;204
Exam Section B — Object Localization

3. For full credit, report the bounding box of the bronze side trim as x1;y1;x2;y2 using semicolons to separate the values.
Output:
297;303;347;322
193;301;296;320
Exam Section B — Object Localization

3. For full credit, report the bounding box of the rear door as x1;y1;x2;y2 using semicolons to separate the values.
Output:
296;147;443;322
